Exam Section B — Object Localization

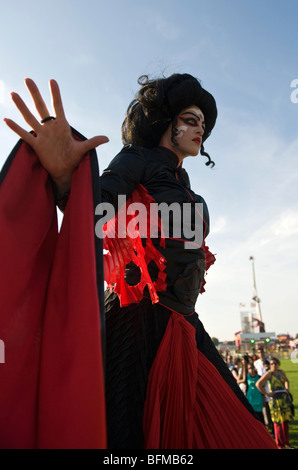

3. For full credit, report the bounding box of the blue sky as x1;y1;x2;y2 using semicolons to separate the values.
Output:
0;0;297;341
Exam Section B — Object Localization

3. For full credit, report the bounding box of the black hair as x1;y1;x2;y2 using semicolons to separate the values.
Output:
121;73;217;167
271;357;280;366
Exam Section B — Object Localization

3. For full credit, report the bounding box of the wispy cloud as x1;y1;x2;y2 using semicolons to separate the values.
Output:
191;110;298;340
199;204;298;340
211;216;227;235
146;13;180;40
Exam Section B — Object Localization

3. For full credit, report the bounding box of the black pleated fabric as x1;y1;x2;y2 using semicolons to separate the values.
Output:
104;290;170;448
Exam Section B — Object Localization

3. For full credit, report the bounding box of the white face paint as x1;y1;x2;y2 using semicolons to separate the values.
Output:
159;105;205;162
175;107;204;138
186;107;203;114
176;125;188;139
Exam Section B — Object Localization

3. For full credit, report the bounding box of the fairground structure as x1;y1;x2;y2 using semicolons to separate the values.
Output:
235;256;275;353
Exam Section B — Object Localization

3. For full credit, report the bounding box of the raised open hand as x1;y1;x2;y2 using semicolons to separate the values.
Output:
4;79;109;195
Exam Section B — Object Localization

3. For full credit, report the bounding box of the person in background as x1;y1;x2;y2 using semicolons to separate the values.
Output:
256;357;294;449
226;354;235;372
238;355;249;395
254;346;268;376
246;364;264;424
231;357;247;395
254;346;274;435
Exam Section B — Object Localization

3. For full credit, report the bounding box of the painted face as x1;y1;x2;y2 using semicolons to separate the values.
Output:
159;105;205;162
173;106;205;160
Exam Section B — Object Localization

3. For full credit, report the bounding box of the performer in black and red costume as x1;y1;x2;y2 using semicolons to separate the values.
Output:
0;75;277;449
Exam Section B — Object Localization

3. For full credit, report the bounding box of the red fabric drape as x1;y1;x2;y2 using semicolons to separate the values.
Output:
143;311;277;449
103;184;167;306
0;139;106;448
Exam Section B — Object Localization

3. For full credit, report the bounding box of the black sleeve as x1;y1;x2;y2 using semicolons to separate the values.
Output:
100;144;147;211
194;193;210;239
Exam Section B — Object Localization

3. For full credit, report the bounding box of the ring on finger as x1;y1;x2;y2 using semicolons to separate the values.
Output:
41;116;56;123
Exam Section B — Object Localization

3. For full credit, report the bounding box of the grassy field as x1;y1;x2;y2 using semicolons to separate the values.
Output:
279;357;298;448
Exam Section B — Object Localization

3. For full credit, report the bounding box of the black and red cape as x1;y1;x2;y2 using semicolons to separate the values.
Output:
0;131;106;449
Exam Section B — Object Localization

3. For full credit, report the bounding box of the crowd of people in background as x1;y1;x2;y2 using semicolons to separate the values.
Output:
224;346;295;449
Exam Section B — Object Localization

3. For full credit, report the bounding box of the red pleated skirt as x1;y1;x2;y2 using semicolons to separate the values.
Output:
143;311;277;449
